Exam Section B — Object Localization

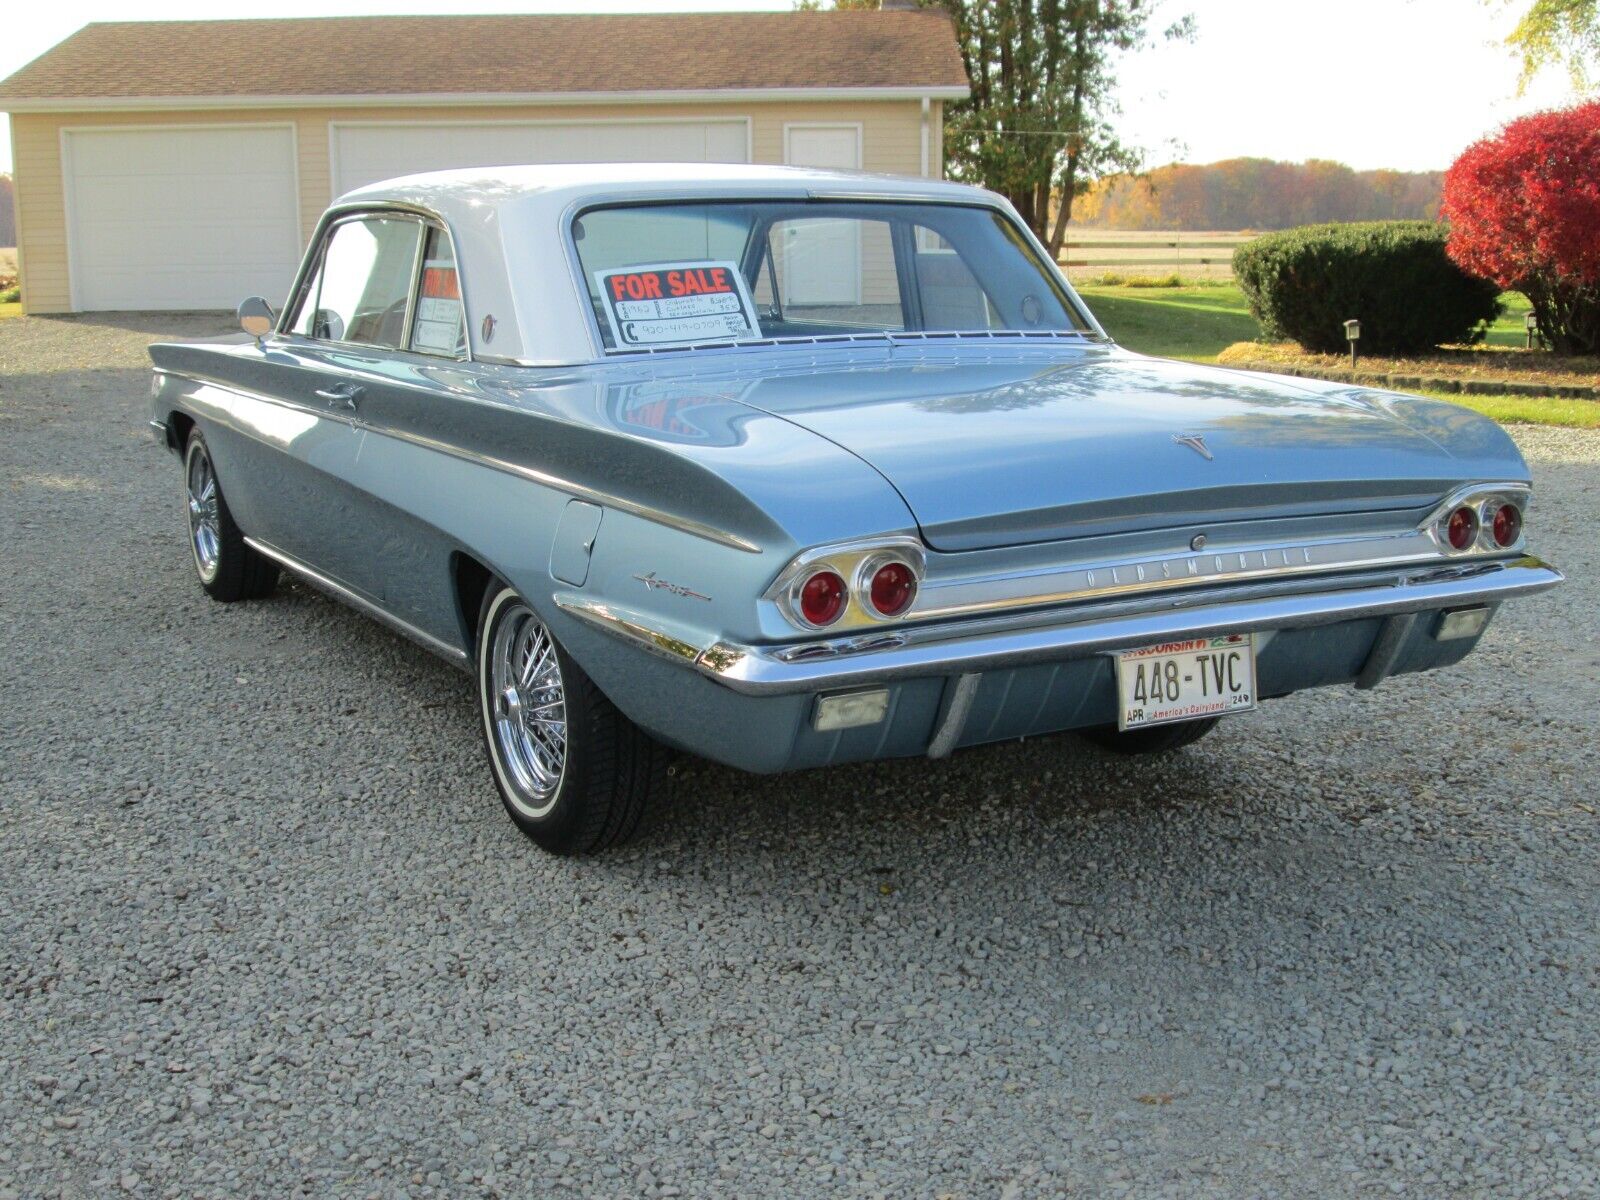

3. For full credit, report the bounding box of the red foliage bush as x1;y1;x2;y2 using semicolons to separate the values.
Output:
1441;101;1600;355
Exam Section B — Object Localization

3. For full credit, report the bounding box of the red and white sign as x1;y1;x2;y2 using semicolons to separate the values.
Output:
595;261;761;348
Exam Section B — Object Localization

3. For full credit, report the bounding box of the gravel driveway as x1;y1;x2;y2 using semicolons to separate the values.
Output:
2;314;1596;1199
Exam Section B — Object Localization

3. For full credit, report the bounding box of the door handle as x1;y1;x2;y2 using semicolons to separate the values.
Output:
314;384;364;411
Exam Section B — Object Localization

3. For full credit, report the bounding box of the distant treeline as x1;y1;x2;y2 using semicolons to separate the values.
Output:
1074;159;1443;231
0;175;14;248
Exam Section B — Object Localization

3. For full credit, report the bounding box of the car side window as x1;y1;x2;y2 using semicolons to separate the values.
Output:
408;226;467;358
289;216;422;349
912;225;1003;331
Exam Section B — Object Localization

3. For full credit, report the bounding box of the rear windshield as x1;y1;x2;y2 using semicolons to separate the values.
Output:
571;200;1090;351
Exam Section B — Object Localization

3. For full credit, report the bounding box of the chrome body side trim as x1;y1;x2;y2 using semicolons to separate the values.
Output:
552;598;709;669
168;369;760;554
243;537;470;667
560;558;1562;697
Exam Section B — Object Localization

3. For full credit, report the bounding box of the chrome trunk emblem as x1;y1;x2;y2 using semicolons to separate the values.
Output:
1173;433;1214;460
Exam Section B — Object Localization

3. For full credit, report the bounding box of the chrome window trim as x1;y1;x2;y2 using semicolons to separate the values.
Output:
280;211;428;353
399;217;428;354
562;196;1101;361
277;201;474;364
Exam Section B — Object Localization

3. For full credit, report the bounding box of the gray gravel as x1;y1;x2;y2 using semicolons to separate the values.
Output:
2;313;1597;1200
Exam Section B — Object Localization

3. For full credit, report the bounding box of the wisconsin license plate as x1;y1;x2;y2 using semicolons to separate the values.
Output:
1115;634;1257;731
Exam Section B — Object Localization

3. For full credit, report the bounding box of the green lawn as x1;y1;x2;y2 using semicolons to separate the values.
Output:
0;301;21;321
1077;282;1540;361
1076;283;1258;362
1432;390;1600;429
1076;282;1590;428
1482;291;1534;348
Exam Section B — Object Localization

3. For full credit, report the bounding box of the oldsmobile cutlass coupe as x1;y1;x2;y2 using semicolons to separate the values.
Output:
150;164;1561;854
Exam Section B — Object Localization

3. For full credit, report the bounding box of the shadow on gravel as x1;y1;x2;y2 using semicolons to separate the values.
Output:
24;311;238;338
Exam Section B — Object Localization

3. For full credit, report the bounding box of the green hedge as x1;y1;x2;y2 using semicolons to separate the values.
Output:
1233;221;1501;355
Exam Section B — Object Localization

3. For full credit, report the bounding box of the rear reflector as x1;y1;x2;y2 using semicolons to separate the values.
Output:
813;689;890;731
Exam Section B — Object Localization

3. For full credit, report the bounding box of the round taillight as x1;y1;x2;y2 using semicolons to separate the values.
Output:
797;570;847;627
1491;502;1522;547
868;561;917;617
1444;505;1478;551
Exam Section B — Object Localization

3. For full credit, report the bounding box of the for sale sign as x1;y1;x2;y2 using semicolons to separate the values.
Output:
595;261;762;349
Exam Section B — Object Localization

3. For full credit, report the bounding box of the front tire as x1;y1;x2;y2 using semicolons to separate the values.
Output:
1078;716;1220;755
183;431;278;602
476;585;669;854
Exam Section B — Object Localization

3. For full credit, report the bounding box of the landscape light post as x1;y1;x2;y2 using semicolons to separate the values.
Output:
1525;311;1540;350
1343;319;1361;369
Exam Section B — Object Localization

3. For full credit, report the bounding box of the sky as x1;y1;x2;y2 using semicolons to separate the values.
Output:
0;0;1585;177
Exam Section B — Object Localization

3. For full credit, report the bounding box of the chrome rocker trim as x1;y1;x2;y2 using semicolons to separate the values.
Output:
243;537;469;666
558;556;1562;697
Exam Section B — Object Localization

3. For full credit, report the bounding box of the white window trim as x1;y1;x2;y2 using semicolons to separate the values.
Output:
781;121;864;171
59;121;301;314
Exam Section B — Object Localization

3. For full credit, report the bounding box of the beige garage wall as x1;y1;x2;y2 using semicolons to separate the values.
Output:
10;98;937;314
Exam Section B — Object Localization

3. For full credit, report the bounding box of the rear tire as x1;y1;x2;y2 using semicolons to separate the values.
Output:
183;430;278;602
476;585;669;854
1078;716;1220;755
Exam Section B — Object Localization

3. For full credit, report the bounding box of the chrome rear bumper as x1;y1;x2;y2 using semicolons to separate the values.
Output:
559;556;1562;697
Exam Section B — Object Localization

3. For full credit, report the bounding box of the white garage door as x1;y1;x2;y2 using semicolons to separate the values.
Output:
331;120;750;195
64;126;301;311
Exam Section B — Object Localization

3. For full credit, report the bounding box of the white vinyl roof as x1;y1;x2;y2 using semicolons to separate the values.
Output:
329;163;1014;366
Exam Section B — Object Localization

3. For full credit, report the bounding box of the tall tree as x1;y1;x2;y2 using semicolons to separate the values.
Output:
796;1;1189;255
1499;0;1600;91
935;1;1191;254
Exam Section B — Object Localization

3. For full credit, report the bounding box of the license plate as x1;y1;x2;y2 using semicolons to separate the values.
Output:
1115;634;1257;731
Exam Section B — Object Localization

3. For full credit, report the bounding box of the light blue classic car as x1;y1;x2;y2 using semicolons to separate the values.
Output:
150;164;1561;854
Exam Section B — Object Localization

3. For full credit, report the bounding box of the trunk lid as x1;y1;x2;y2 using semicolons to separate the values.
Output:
728;353;1459;551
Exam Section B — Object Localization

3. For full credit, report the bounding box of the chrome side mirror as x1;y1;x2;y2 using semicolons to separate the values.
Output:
238;296;276;340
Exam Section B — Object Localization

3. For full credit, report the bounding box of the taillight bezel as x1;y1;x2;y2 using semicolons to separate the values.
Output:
767;537;927;633
1424;484;1529;557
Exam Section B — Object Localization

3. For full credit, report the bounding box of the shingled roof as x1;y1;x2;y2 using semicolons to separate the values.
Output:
0;12;969;106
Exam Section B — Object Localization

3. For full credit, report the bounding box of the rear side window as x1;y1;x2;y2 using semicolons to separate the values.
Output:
408;226;466;358
289;216;422;348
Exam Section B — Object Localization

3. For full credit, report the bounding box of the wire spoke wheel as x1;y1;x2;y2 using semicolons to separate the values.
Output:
488;602;568;817
186;442;222;582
